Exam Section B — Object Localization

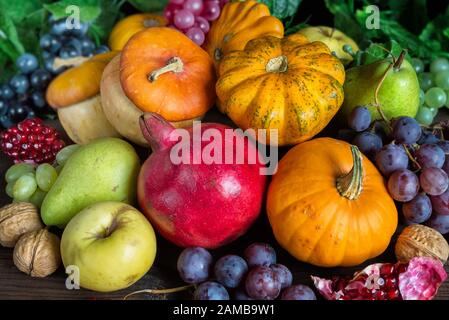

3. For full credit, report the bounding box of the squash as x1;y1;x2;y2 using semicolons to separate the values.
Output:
296;26;359;65
267;138;398;267
46;52;121;144
120;27;216;122
216;34;346;146
108;13;167;51
204;0;284;70
101;54;201;146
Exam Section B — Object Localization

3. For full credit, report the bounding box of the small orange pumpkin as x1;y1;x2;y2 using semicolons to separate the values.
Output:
46;52;121;144
216;34;345;146
267;138;398;267
204;0;284;70
120;27;216;122
108;13;167;51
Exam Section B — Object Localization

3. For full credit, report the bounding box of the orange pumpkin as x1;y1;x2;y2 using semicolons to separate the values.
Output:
267;138;398;267
120;27;216;122
204;0;284;70
46;52;121;144
216;34;345;146
108;13;167;51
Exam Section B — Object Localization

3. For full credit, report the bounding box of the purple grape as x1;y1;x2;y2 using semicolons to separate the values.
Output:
243;243;276;268
174;9;195;29
281;285;317;300
437;141;449;154
348;106;371;132
392;117;422;144
415;144;445;169
177;247;212;284
270;264;293;289
214;255;248;288
234;287;253;300
194;281;229;300
402;194;432;224
417;131;439;145
387;169;420;202
245;266;281;300
430;189;449;215
375;144;409;177
427;213;449;234
352;132;383;156
419;167;448;196
442;156;449;176
16;53;38;74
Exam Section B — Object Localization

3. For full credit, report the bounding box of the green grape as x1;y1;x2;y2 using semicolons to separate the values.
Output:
419;89;425;106
430;57;449;74
435;70;449;90
429;106;439;117
446;91;449;108
415;106;434;126
5;181;15;198
419;72;435;91
5;163;35;183
29;188;47;208
411;58;425;74
56;144;80;166
36;163;58;192
425;87;447;108
12;174;37;202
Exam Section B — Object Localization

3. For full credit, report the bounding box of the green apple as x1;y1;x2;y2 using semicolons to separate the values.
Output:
61;201;157;292
297;26;359;65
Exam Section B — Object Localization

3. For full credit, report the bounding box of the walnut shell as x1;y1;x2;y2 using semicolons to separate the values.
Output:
0;202;44;247
395;224;449;264
13;229;61;277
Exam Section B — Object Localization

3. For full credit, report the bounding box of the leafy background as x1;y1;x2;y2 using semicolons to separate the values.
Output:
1;0;449;82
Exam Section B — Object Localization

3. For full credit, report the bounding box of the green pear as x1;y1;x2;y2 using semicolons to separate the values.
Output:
340;56;420;121
41;138;140;227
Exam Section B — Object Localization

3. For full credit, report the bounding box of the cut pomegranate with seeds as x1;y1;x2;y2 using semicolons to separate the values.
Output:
312;257;447;300
0;118;65;164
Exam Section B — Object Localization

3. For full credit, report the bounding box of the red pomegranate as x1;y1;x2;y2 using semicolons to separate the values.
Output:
312;257;447;300
137;113;267;248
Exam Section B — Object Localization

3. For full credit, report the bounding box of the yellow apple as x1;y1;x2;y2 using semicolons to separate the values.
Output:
297;26;359;65
61;202;157;292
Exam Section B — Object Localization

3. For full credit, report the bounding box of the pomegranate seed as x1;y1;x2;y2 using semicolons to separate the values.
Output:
0;118;64;164
380;264;395;275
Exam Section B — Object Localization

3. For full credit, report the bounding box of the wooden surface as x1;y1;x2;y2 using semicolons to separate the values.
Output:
0;111;448;300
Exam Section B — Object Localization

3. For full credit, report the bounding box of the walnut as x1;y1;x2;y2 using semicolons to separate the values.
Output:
395;224;449;264
13;229;61;277
0;202;43;247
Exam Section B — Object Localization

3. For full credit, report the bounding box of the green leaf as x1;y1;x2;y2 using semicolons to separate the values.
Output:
44;0;101;23
127;0;168;12
88;0;125;45
324;0;364;43
258;0;302;19
360;40;408;66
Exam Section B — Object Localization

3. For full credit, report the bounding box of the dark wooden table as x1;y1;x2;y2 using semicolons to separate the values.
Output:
0;111;448;300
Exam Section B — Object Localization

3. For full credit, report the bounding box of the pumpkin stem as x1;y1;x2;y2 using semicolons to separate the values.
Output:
52;56;89;69
148;57;184;82
266;55;288;73
336;145;364;200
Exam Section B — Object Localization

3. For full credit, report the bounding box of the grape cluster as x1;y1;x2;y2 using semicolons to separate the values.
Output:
0;17;109;129
164;0;229;46
177;243;316;300
5;144;79;207
341;106;449;235
4;144;79;207
413;57;449;125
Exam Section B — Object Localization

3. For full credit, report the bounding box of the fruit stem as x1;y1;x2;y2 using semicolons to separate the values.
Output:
139;113;177;151
393;50;407;71
266;55;288;73
373;62;393;131
402;144;421;171
336;145;364;200
53;56;89;69
123;284;194;300
148;57;184;82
